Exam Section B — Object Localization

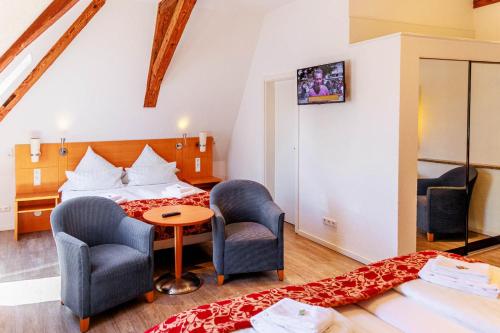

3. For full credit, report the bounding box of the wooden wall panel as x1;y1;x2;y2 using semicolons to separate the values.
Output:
15;144;60;194
15;136;214;195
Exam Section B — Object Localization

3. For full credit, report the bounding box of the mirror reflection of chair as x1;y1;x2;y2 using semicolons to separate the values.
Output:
417;166;478;242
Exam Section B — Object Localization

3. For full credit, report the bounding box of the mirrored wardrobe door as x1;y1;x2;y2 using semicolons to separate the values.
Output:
416;59;469;253
468;62;500;253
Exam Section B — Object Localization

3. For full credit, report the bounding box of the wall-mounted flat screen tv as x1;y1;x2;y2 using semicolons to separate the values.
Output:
297;61;345;105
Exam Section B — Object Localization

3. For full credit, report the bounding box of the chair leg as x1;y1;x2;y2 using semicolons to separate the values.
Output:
427;233;435;242
144;290;154;303
80;317;90;333
277;269;284;281
217;275;224;286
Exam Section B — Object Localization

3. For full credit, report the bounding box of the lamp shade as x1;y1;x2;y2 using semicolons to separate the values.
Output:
199;132;207;152
30;138;41;163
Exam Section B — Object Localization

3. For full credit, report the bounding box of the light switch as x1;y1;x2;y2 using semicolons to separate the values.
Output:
34;168;41;186
195;158;201;173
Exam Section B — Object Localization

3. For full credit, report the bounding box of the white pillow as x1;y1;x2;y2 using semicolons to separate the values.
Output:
132;144;176;168
75;146;117;173
63;168;123;191
126;164;178;186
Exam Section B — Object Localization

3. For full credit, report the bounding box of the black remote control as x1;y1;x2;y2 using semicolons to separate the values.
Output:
162;212;181;218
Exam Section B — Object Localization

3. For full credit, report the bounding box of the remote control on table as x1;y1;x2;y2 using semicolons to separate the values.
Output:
162;212;181;218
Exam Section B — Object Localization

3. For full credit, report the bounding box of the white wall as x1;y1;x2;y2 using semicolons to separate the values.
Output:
228;0;405;263
350;0;475;42
0;0;52;55
0;0;269;230
474;2;500;41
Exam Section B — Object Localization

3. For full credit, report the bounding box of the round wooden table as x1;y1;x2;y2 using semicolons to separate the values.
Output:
143;205;214;295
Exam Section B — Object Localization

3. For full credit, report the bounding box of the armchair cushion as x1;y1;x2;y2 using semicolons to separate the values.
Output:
223;222;278;275
225;222;276;243
90;244;149;284
89;244;152;315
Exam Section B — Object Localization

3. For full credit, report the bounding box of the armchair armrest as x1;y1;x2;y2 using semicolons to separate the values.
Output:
427;186;467;234
114;217;154;257
257;201;284;238
417;178;440;196
210;204;226;275
54;232;91;318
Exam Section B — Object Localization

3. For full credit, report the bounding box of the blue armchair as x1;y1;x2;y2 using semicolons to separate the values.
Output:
51;197;155;332
210;180;285;285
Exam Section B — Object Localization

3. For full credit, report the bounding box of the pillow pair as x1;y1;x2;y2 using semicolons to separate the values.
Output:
61;145;177;191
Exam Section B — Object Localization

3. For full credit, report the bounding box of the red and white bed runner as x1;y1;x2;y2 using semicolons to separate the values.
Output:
145;250;475;333
120;192;211;240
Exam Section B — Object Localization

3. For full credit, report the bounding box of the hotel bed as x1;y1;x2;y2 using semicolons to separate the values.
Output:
61;180;212;250
145;251;500;333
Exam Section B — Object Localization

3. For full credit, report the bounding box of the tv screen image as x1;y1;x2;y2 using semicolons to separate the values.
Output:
297;61;345;105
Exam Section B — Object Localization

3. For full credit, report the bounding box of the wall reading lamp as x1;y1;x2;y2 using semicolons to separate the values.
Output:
30;138;41;163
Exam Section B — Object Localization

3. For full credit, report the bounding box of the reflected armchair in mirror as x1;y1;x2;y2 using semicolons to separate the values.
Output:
417;166;478;242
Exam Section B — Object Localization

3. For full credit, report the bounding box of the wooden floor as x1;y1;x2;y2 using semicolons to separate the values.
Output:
0;223;362;333
416;231;490;252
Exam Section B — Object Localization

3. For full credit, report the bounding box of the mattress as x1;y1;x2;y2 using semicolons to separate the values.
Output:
60;181;204;202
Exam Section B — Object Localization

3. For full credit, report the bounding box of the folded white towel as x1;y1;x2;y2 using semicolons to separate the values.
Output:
100;194;127;204
431;255;491;284
250;298;353;333
419;259;500;299
161;184;197;199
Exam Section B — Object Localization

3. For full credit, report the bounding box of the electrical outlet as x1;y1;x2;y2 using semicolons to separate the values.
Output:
195;158;201;173
34;168;41;186
0;206;11;213
323;217;337;228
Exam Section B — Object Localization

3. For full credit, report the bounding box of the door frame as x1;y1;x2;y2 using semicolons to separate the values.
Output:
263;72;300;232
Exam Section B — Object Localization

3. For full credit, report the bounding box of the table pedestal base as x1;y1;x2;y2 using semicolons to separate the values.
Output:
155;272;202;295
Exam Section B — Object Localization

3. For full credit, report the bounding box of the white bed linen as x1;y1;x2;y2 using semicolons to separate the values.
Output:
61;181;204;202
358;289;474;333
396;279;500;333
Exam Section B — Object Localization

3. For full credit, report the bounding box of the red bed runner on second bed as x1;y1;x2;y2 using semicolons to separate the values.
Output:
146;250;476;333
120;192;211;241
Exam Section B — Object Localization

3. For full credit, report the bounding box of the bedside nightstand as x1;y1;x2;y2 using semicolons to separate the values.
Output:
182;176;223;190
15;192;59;241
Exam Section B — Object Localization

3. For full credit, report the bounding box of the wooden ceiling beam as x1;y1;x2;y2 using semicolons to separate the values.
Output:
473;0;500;8
144;0;196;107
0;0;78;73
0;0;106;122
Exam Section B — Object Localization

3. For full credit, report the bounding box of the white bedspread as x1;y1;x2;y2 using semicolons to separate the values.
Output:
61;181;204;202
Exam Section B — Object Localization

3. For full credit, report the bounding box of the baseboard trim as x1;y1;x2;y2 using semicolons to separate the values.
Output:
296;229;372;264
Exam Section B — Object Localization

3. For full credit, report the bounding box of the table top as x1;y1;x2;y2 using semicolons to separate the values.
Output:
142;205;214;227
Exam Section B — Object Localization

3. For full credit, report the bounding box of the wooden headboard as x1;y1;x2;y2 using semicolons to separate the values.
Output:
15;136;214;195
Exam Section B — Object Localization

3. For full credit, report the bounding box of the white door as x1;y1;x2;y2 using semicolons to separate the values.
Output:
274;79;298;225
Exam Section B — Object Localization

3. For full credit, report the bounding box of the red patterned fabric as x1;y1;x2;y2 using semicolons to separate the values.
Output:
146;250;476;333
120;192;211;241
